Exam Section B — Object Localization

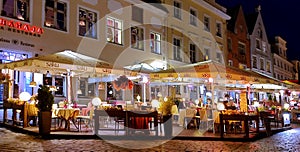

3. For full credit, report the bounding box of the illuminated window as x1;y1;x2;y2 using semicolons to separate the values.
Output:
150;32;161;54
78;7;97;39
228;60;233;66
204;48;210;61
1;0;30;22
106;17;122;45
44;0;67;31
131;26;144;50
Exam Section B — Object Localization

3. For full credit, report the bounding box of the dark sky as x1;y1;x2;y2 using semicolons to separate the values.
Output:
216;0;299;61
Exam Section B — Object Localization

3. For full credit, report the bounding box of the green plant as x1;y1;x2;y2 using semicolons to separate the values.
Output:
160;97;174;116
36;85;54;111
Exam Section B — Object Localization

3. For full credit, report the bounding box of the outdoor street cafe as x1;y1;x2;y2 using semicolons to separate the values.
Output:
0;56;296;139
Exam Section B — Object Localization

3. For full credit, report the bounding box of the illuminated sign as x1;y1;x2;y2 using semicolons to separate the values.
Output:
0;18;44;35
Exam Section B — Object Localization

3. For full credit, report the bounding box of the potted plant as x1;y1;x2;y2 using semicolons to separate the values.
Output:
35;85;54;135
160;97;174;137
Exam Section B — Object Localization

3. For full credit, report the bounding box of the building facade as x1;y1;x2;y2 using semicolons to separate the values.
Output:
271;36;293;80
226;5;250;69
0;0;168;102
246;6;273;77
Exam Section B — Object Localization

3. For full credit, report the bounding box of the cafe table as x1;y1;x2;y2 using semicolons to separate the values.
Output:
219;113;259;138
53;108;80;131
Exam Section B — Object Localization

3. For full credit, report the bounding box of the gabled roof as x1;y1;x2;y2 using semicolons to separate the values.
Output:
226;5;241;32
245;12;259;34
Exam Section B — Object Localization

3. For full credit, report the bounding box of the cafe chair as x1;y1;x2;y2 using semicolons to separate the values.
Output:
184;108;197;129
76;108;94;131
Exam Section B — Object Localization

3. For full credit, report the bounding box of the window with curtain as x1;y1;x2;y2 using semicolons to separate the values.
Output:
131;26;144;50
78;7;97;39
1;0;30;22
106;17;122;45
150;32;161;54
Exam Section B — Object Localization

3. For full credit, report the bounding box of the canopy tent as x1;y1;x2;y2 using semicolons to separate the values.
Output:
282;80;300;91
0;50;113;101
0;50;112;77
150;60;285;89
123;59;166;73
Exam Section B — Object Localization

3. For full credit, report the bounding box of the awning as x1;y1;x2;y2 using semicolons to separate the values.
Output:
0;50;112;77
282;80;300;90
150;60;251;82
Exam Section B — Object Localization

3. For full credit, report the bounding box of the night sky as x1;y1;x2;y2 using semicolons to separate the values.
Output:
216;0;299;61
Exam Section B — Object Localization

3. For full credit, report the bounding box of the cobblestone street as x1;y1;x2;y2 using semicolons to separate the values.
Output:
0;127;300;152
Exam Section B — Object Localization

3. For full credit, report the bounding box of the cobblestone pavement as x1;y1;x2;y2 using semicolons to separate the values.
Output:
0;127;300;152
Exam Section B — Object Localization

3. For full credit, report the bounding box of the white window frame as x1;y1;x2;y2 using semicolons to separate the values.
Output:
228;60;233;66
150;31;161;54
173;36;182;61
173;1;181;20
189;7;197;26
106;16;123;45
77;5;98;39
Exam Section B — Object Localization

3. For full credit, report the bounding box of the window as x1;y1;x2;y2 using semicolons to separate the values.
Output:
227;38;232;52
238;42;245;55
173;38;182;61
260;58;264;70
239;63;246;69
106;17;122;45
204;16;210;31
131;26;144;50
228;60;233;66
190;8;197;26
132;5;143;23
204;48;210;61
262;41;266;52
216;52;222;63
190;43;196;63
44;0;67;31
216;22;222;37
54;76;64;96
78;7;97;39
256;39;261;49
1;0;30;22
252;56;257;68
173;1;181;19
150;32;161;54
266;61;271;72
